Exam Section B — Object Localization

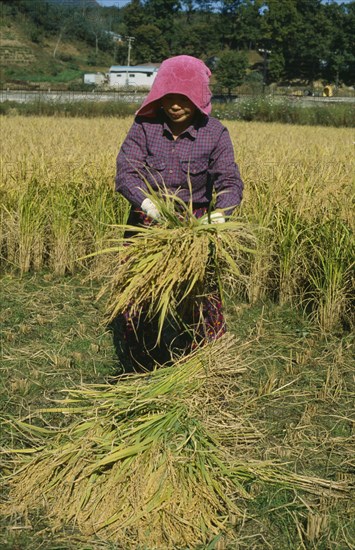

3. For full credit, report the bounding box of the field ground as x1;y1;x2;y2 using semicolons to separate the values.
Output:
0;116;354;548
0;273;353;550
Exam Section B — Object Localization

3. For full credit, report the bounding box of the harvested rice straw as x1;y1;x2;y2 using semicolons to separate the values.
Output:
91;187;257;341
1;338;241;548
1;337;350;549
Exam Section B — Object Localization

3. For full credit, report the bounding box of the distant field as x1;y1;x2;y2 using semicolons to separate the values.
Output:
0;116;354;549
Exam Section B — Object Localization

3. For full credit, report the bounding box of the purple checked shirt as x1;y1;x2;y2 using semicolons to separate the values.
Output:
115;114;243;216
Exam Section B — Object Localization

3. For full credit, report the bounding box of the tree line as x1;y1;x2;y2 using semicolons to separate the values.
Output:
2;0;354;87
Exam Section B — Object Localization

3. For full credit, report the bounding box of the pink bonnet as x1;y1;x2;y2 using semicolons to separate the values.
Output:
135;55;212;117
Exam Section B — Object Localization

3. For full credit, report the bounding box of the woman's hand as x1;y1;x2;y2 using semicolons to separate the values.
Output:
209;212;225;224
201;211;226;225
141;198;160;221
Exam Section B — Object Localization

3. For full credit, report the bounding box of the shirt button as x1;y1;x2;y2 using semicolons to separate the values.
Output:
169;170;173;174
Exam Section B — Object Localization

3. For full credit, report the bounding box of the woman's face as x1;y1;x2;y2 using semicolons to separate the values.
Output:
161;94;197;128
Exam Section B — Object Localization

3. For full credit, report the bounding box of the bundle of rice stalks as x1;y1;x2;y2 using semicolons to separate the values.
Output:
1;338;350;549
91;188;257;341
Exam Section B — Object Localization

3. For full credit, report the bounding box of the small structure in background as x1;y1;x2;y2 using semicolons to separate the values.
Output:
83;72;106;86
107;65;159;88
104;31;123;43
323;84;333;97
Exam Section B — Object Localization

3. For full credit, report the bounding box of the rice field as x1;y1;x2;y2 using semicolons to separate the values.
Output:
0;116;354;549
1;116;353;331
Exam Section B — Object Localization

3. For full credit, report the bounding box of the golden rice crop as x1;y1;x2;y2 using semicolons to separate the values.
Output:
1;337;349;549
1;116;353;329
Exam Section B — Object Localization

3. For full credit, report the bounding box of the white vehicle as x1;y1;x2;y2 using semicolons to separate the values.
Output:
83;73;106;86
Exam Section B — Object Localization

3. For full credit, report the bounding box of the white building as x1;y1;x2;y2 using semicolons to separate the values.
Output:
104;31;123;43
107;65;159;89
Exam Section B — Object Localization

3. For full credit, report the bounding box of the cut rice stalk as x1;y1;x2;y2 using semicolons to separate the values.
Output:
89;189;257;342
1;337;350;549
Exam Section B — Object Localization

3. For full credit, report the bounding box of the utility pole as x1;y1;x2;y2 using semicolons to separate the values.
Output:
126;36;135;86
126;36;135;67
258;48;271;94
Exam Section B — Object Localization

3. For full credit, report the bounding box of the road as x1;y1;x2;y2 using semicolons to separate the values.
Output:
0;90;146;103
1;90;354;104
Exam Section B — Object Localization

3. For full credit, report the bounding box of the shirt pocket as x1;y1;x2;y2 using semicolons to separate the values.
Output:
145;155;166;171
180;158;209;176
144;155;166;186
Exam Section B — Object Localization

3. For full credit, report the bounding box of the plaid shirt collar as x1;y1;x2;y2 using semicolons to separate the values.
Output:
160;112;206;140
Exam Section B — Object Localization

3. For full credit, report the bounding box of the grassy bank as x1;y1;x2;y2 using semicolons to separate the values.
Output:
214;97;355;127
0;99;138;118
0;97;354;126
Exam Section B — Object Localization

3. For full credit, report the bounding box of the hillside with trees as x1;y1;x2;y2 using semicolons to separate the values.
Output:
0;0;354;91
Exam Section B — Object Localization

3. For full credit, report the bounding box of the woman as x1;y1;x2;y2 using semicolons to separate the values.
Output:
115;55;244;368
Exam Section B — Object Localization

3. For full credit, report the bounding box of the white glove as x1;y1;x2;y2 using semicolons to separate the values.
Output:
141;198;160;220
201;211;226;225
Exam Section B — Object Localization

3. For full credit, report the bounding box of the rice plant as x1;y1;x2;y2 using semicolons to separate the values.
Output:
1;180;48;273
242;176;275;303
274;205;308;305
79;186;130;270
304;217;354;332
